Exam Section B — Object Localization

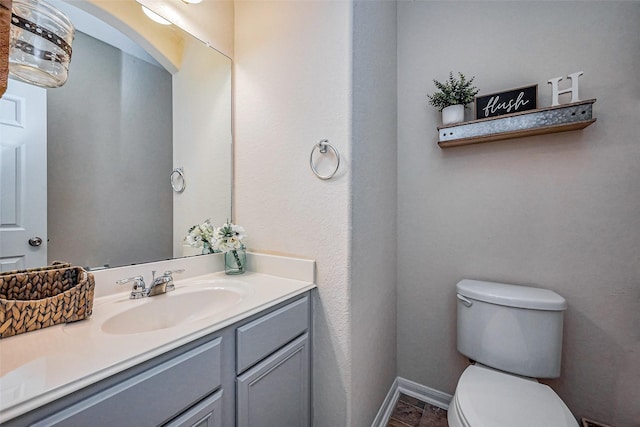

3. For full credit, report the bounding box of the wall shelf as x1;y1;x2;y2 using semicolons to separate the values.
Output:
437;99;596;148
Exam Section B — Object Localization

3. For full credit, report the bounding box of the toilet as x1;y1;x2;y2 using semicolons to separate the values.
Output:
448;279;579;427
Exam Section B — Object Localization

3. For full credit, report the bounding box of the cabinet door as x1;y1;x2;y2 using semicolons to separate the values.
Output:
237;334;309;427
164;390;222;427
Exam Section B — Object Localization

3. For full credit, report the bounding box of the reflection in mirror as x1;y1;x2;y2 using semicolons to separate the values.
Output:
0;0;232;272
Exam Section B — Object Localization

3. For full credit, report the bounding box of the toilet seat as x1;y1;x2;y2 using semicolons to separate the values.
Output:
448;365;578;427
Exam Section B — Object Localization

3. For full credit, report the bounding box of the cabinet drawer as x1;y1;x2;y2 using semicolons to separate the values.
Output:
236;296;309;374
32;337;222;427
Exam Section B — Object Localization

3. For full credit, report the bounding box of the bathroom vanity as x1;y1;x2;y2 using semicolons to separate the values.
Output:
0;255;315;427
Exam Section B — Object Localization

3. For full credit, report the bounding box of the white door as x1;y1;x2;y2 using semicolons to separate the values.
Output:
0;78;47;271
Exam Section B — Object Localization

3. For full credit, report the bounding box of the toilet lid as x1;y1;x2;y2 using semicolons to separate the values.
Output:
455;365;578;427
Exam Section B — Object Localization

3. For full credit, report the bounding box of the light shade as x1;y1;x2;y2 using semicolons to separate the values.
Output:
141;5;171;25
9;0;75;87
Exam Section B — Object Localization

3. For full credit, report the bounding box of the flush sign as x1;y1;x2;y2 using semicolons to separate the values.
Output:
475;84;538;120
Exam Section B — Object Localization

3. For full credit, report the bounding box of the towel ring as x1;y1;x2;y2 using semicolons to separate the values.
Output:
310;139;340;180
170;167;186;193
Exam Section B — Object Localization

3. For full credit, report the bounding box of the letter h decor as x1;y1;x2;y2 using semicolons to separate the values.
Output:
547;71;584;107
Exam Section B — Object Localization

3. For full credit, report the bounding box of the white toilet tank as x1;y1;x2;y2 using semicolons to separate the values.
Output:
456;279;568;378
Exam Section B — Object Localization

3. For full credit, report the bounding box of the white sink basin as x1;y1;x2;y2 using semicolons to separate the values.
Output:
101;284;248;335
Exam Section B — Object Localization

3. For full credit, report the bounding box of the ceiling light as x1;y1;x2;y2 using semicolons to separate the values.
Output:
182;0;202;3
141;6;171;25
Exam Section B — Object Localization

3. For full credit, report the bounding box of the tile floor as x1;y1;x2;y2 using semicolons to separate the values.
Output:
387;393;448;427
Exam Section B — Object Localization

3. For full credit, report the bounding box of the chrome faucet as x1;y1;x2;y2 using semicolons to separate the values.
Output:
116;269;185;299
148;269;185;296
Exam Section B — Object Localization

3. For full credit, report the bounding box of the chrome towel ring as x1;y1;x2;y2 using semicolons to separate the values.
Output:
170;167;186;193
310;139;340;180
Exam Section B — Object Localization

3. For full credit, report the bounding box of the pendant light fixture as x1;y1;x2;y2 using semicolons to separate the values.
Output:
8;0;74;87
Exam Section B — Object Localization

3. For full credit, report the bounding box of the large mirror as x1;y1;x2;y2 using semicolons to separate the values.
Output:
0;0;232;271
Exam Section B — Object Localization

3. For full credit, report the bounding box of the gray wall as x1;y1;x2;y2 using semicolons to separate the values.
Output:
397;2;640;426
48;32;172;268
351;1;398;425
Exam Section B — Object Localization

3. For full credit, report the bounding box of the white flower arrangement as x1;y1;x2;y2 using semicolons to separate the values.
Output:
185;219;216;253
213;221;247;274
185;220;247;274
211;222;247;253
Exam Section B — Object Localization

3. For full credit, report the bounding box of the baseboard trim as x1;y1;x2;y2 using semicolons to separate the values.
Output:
370;377;401;427
397;377;452;411
370;377;453;427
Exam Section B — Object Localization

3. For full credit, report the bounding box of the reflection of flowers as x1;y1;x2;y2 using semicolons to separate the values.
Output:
185;219;216;254
212;222;247;273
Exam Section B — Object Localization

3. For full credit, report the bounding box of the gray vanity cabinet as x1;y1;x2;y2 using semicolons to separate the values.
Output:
4;292;311;427
235;296;310;427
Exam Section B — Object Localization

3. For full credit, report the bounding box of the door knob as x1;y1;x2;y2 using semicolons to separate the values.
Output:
28;237;43;247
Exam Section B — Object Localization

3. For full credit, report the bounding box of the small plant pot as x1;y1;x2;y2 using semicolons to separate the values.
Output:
442;104;465;125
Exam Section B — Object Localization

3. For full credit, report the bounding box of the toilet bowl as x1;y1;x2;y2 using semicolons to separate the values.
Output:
447;365;578;427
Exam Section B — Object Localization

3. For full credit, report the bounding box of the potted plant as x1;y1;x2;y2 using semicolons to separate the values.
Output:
427;72;479;125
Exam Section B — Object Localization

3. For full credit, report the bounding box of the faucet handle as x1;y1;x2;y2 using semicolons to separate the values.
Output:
163;269;185;277
160;269;184;293
116;275;145;288
116;275;146;299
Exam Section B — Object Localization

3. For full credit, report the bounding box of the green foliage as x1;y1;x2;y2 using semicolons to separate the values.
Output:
427;72;479;111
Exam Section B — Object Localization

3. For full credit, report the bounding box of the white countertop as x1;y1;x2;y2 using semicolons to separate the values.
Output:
0;253;315;423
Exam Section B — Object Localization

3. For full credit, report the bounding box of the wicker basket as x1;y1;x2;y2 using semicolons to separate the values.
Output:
0;262;95;338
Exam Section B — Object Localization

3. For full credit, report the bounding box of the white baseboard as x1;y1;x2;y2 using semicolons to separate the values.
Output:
370;377;453;427
397;377;452;411
370;378;401;427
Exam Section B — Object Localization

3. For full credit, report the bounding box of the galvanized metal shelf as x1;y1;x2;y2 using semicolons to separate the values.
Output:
437;99;596;148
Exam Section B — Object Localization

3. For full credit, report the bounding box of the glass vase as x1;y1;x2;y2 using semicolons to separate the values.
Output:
225;247;246;275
